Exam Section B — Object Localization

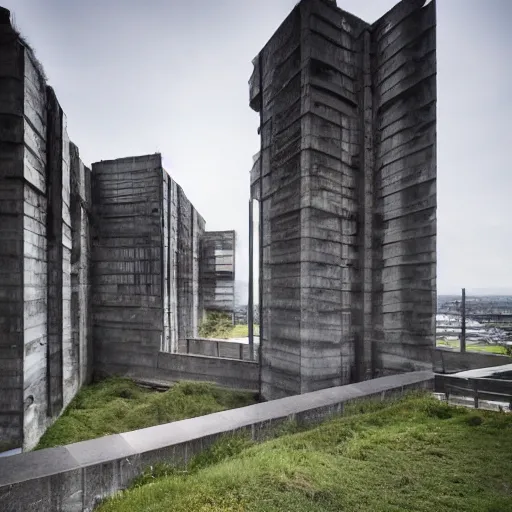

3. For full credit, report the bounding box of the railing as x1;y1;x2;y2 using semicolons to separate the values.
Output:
435;374;512;410
179;338;259;361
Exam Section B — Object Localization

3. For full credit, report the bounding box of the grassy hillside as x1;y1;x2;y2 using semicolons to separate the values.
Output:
35;379;257;450
97;393;512;512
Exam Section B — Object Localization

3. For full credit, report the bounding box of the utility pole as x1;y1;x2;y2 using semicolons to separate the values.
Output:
460;288;466;353
248;199;254;360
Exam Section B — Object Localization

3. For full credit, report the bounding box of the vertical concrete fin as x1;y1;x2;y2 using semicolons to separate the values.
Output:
45;86;64;417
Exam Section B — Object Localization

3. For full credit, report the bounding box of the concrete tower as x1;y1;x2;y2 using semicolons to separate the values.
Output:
250;0;436;399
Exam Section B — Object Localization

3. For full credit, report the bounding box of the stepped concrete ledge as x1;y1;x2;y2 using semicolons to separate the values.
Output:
452;363;512;379
0;371;433;512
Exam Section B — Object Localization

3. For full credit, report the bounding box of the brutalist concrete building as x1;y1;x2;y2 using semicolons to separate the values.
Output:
0;8;235;451
250;0;436;399
91;155;209;377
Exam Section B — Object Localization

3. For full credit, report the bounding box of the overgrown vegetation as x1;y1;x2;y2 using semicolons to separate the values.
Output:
97;393;512;511
199;311;259;339
35;379;257;450
199;311;233;338
437;339;509;355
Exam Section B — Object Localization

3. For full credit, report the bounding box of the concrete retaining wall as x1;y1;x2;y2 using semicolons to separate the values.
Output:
0;371;433;512
98;351;258;392
433;348;512;374
158;352;258;391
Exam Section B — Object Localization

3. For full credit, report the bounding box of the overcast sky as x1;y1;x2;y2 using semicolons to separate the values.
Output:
4;0;511;297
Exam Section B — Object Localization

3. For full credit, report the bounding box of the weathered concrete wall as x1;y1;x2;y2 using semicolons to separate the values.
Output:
250;0;436;399
1;6;226;452
161;173;204;352
162;173;170;352
433;348;512;374
70;143;92;388
179;338;257;361
46;87;73;426
0;371;433;512
92;155;165;375
162;174;178;352
91;349;258;392
158;352;258;391
0;8;93;451
23;85;79;450
92;156;206;377
176;185;205;342
372;0;437;377
192;201;205;338
200;231;236;316
0;12;28;450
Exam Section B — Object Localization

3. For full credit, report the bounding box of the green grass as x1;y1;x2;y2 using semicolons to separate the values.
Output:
97;393;512;512
35;379;257;450
437;339;508;355
199;311;259;339
468;344;509;355
227;324;260;338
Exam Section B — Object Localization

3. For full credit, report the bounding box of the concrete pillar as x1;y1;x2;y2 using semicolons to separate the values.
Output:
250;0;437;399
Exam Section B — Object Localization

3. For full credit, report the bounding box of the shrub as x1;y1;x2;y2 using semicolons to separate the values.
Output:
198;311;233;338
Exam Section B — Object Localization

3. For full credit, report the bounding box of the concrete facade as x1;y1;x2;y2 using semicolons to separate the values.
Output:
199;230;236;316
250;0;437;399
0;9;236;451
92;154;208;377
0;10;87;451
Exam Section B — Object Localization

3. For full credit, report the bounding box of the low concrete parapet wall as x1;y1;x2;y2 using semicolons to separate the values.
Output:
433;348;512;374
95;352;259;392
157;352;259;391
435;366;512;407
0;371;433;512
178;338;258;361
